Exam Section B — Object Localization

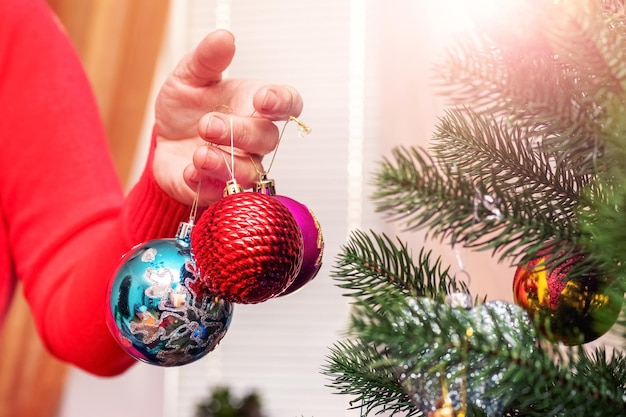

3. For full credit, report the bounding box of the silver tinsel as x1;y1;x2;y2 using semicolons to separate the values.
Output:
394;299;535;416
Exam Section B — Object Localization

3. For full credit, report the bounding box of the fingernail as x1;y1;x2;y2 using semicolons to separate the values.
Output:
205;115;226;138
261;89;278;112
201;146;221;170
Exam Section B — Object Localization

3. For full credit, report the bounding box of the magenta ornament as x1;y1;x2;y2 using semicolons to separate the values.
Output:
256;177;324;296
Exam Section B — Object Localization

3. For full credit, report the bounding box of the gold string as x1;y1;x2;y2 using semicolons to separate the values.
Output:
251;115;312;177
189;177;202;224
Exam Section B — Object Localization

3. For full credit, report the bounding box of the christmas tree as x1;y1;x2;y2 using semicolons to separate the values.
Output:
323;1;626;416
195;386;265;417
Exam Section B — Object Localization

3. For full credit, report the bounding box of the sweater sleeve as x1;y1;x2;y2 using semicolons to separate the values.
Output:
0;0;190;375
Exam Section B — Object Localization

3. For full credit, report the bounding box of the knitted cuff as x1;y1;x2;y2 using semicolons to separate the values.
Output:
122;128;191;245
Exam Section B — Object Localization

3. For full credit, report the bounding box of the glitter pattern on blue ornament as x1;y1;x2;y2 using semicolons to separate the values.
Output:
106;222;234;366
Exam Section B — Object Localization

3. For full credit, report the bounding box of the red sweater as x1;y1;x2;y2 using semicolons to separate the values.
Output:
0;0;190;375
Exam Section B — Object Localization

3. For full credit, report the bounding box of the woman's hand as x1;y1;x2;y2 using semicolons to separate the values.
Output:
153;29;303;205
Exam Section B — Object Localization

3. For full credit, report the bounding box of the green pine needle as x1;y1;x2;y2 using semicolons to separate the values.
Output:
372;144;579;265
332;230;468;304
322;339;419;417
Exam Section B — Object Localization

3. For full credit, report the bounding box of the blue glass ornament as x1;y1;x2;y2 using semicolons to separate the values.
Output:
106;222;234;366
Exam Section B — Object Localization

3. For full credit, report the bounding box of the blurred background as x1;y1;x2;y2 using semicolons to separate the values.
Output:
0;1;514;416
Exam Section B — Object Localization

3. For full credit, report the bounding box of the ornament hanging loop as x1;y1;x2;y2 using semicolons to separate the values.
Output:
446;247;473;309
215;113;239;196
257;115;312;179
472;186;503;222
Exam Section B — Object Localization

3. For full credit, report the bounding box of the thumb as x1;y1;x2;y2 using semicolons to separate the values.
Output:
174;29;236;87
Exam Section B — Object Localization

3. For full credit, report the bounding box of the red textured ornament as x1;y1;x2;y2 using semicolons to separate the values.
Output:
513;248;622;345
190;187;304;304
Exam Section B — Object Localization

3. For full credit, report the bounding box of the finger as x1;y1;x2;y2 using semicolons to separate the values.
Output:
187;146;264;199
252;84;304;121
183;164;226;206
198;112;279;155
174;29;236;87
184;167;264;206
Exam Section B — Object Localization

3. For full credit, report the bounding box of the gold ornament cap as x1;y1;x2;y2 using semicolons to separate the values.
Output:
223;179;243;196
254;174;276;196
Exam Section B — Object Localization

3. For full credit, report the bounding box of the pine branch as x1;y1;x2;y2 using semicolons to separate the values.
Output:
431;108;590;204
434;30;603;173
578;180;626;291
434;0;626;175
538;1;626;173
435;31;568;123
331;289;626;416
349;295;537;415
332;230;467;304
327;232;626;416
540;1;626;96
372;145;579;265
504;346;626;416
322;339;419;417
327;1;626;416
371;145;479;242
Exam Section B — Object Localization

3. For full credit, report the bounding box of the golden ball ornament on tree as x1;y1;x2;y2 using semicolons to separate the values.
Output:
512;248;622;345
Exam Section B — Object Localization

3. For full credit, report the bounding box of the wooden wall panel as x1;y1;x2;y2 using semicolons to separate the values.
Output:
49;0;171;181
